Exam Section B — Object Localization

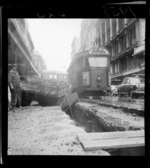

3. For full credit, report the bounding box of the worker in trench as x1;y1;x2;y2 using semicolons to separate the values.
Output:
8;64;22;109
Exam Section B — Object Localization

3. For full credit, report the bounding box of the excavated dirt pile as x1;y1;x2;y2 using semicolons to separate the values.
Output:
72;101;144;132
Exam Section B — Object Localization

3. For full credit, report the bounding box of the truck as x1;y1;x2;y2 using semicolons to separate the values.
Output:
20;76;69;106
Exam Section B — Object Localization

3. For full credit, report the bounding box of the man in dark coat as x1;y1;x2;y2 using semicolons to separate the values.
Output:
8;64;22;108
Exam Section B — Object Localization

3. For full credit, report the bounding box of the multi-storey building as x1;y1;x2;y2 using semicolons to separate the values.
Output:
71;36;80;59
79;19;100;52
98;19;145;84
32;50;46;74
8;19;38;77
8;19;46;77
71;19;145;85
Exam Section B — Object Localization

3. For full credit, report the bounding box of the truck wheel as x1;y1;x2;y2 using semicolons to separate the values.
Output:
22;97;32;106
38;99;47;106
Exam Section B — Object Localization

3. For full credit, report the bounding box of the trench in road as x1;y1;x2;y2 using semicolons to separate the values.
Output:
62;102;145;156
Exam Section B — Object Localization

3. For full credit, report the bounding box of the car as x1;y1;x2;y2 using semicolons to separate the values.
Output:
117;77;145;98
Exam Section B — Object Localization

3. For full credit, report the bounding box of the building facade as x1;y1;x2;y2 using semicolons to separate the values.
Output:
79;19;100;52
8;19;46;78
71;36;80;59
8;19;38;77
32;50;46;75
99;19;145;84
71;19;145;85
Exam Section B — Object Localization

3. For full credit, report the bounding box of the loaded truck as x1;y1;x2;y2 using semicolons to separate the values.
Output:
20;76;69;106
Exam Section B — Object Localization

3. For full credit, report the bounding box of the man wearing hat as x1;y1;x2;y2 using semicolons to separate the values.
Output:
8;64;22;108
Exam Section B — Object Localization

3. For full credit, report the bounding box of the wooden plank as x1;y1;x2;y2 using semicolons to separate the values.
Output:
78;130;144;141
81;137;145;151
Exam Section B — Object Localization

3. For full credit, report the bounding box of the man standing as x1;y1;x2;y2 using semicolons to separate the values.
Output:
8;64;22;108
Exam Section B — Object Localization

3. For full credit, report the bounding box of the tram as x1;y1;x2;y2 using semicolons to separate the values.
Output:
68;47;111;97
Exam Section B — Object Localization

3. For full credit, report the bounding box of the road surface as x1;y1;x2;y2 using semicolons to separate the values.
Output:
8;102;110;155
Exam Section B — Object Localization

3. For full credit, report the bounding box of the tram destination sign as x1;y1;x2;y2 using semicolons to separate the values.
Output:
89;47;109;55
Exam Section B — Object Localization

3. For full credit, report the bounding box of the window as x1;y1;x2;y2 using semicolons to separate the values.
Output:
129;26;136;45
112;19;117;36
54;75;57;79
106;19;110;42
120;37;123;52
122;78;129;84
102;21;105;45
108;46;112;57
131;26;136;44
115;63;117;73
120;34;126;51
119;19;124;30
122;35;126;50
114;61;119;73
115;41;119;55
112;44;115;57
88;57;107;67
129;78;140;84
49;74;52;78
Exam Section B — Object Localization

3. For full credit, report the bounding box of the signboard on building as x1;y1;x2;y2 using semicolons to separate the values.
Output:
83;71;90;86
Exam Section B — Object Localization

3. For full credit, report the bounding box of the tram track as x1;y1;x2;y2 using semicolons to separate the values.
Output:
80;96;144;116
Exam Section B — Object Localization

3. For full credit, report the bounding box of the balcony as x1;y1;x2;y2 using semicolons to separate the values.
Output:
122;66;145;77
132;44;145;56
111;64;145;79
8;19;39;75
111;42;138;61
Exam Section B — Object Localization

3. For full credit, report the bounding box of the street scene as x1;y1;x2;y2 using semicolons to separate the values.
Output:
8;18;145;156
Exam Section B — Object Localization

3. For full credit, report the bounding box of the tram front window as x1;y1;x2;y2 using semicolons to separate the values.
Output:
88;57;107;67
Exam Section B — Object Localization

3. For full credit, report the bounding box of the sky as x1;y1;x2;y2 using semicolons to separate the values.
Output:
27;19;83;72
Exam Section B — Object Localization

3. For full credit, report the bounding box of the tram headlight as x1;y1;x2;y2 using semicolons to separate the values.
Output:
97;77;101;81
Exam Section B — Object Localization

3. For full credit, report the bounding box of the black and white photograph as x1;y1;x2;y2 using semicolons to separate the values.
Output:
7;18;145;156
